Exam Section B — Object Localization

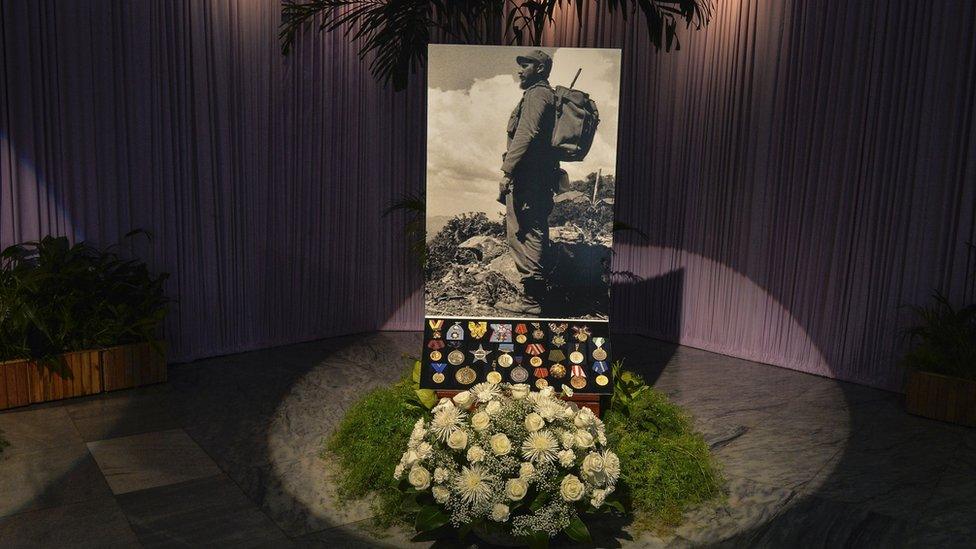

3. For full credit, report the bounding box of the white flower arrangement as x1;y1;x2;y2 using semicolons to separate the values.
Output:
394;382;620;542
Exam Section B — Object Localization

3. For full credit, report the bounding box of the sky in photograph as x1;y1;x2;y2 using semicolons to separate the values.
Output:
426;44;620;221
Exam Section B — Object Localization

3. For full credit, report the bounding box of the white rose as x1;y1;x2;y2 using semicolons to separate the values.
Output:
433;467;449;483
491;503;510;522
490;433;512;455
519;462;535;479
505;478;528;501
602;450;621;483
408;465;431;490
559;474;585;502
510;384;530;399
467;445;486;463
453;391;473;407
574;408;596;428
590;488;607;508
403;449;420;466
558;449;576;467
415;442;433;460
560;431;576;449
574;430;595;449
432;398;453;413
485;400;502;415
433;485;450;504
561;406;576;419
471;411;491;431
561;385;574;398
447;429;468;451
581;452;605;477
524;413;545;432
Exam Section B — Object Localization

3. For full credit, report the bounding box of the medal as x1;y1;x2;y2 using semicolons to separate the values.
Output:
468;321;488;339
569;344;584;365
551;335;566;347
572;325;591;342
486;370;502;384
548;322;568;334
510;366;529;383
592;337;608;361
469;344;492;363
498;352;513;368
446;322;465;341
531;323;545;340
595;374;609;386
535;378;549;389
428;319;444;339
455;366;477;385
549;364;566;379
431;363;447;384
430;350;442;361
489;323;512;343
427;339;445;350
525;343;545;356
548;349;566;362
529;356;543;367
570;364;587;389
592;360;609;374
448;349;465;366
514;323;528;344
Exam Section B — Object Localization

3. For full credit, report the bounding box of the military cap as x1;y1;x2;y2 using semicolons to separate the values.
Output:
516;49;552;69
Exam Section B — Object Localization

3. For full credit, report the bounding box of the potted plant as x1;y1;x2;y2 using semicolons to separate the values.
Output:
902;291;976;426
0;233;170;407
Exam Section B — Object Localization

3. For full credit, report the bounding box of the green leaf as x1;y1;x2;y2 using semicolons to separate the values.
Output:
411;360;422;384
415;505;449;533
529;491;548;511
415;388;437;409
564;515;592;543
526;530;550;549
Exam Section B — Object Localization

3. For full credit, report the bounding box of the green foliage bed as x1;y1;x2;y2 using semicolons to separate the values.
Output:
323;362;723;535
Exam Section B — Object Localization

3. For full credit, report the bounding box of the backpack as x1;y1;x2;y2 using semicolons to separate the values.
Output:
551;69;600;162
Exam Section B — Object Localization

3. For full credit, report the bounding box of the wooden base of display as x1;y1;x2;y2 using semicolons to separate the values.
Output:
435;389;602;415
905;370;976;427
0;341;167;410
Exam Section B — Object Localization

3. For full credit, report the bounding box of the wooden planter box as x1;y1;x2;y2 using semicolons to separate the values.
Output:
28;350;103;404
0;359;31;410
905;370;976;427
101;341;167;392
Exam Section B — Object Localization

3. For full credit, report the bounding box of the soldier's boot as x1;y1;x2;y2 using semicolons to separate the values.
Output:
495;278;545;315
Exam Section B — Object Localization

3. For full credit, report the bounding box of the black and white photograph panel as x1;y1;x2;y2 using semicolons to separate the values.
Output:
425;44;621;320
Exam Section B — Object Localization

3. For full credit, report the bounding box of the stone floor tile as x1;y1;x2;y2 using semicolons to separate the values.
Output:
0;443;112;518
0;407;82;456
87;428;222;494
117;474;288;547
63;386;180;442
0;496;138;548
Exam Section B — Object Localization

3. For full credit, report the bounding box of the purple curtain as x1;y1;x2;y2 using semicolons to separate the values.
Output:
2;1;974;391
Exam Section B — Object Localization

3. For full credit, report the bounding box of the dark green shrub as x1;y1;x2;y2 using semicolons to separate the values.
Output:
0;232;169;362
902;291;976;381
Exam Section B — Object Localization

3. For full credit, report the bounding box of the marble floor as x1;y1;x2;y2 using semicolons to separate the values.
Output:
0;332;973;548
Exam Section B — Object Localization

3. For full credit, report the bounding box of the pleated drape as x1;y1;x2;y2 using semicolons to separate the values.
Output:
2;1;974;390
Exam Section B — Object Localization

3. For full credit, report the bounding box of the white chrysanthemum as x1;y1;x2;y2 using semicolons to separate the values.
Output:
558;448;576;467
454;465;496;506
535;398;564;421
430;406;466;441
521;431;559;464
590;488;607;508
471;382;501;403
602;450;621;484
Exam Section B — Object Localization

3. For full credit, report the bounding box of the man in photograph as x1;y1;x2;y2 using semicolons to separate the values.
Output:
495;49;560;316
